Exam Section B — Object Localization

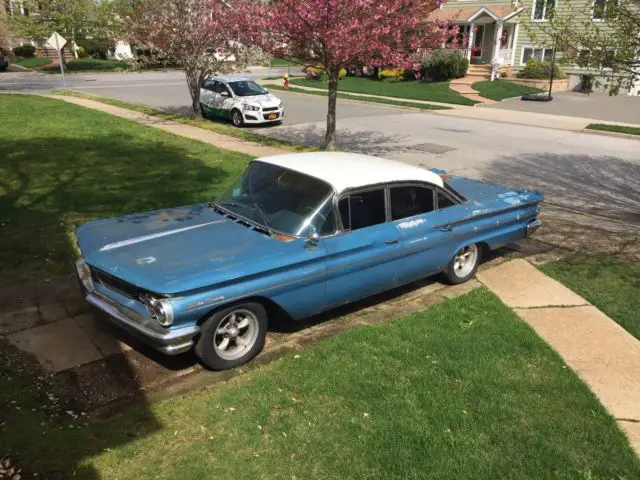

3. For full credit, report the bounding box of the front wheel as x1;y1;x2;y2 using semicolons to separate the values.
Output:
195;302;267;370
231;109;244;127
444;244;480;285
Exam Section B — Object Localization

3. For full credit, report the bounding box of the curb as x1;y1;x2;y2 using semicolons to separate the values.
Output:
583;128;640;141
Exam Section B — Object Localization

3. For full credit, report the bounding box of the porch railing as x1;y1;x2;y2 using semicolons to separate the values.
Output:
496;48;513;64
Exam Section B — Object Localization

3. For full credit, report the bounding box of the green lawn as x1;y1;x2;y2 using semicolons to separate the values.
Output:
44;58;128;73
540;255;640;340
0;94;251;284
265;84;451;110
586;123;640;136
2;288;638;478
52;90;313;153
270;57;302;67
290;76;478;106
14;57;52;68
472;80;544;101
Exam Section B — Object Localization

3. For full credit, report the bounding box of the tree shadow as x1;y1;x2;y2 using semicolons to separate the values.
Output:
256;122;418;155
0;132;245;478
481;153;640;227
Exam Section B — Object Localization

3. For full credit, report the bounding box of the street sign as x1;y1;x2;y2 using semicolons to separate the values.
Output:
45;32;67;51
46;32;67;89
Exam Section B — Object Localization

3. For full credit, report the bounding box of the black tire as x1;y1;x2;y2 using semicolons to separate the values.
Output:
195;302;267;370
443;243;481;285
231;109;244;127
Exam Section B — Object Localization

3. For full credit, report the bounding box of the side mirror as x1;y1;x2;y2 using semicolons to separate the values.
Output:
306;228;320;249
264;89;269;93
220;91;230;97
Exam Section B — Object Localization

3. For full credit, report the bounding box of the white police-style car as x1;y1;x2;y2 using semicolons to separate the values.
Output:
200;75;284;127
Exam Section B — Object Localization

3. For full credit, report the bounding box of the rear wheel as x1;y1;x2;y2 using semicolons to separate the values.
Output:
231;109;244;127
444;244;480;284
195;302;267;370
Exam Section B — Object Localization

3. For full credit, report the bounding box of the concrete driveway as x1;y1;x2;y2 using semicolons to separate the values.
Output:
487;91;640;125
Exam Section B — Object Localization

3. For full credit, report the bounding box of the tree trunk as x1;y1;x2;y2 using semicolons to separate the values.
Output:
324;69;339;150
185;68;202;116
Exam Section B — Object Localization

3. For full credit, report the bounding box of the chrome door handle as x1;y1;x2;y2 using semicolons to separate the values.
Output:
385;239;399;245
439;224;453;232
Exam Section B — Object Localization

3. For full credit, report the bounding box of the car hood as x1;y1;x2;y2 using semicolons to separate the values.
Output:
241;93;280;107
76;204;298;295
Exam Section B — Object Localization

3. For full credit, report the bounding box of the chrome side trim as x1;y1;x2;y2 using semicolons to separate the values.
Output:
432;201;539;230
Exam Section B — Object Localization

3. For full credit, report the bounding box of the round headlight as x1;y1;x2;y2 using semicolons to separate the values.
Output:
143;295;174;327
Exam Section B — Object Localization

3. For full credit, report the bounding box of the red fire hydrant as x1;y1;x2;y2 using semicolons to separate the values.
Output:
283;73;289;89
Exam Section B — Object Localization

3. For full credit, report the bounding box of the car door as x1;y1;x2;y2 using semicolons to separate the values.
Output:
322;187;403;308
214;82;234;118
390;185;467;284
200;79;216;112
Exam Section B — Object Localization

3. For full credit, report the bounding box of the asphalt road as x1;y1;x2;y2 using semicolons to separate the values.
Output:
2;69;639;234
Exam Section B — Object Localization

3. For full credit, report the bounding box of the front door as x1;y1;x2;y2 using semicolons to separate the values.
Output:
323;188;403;308
472;24;485;62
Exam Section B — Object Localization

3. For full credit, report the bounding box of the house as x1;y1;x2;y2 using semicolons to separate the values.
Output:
430;0;639;95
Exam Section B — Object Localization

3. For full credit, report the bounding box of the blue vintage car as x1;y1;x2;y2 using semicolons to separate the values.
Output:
75;152;543;370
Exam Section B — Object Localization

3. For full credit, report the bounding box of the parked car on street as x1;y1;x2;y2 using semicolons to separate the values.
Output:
75;152;543;370
200;75;283;127
0;53;8;72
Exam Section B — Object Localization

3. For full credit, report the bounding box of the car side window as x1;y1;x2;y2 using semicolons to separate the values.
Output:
340;189;386;231
215;82;230;96
202;80;216;91
437;191;456;209
390;186;434;221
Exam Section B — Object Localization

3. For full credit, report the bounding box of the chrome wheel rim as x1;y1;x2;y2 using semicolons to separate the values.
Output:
453;244;478;278
232;111;242;126
213;309;259;360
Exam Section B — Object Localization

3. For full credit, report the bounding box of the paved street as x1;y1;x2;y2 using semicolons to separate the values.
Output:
2;69;639;236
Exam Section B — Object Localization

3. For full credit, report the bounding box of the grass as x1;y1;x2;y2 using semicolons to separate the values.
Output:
265;84;452;110
0;94;253;285
269;57;303;67
1;288;638;478
13;57;52;68
472;79;544;101
586;123;640;136
44;58;128;73
540;255;640;340
290;76;478;106
52;90;314;153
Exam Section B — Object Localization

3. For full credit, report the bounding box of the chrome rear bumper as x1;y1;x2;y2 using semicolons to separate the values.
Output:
526;219;543;237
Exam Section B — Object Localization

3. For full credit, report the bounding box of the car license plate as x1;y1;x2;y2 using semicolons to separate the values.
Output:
267;113;277;120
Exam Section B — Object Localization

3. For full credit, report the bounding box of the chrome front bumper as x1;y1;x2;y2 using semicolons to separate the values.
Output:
526;219;543;237
76;260;199;355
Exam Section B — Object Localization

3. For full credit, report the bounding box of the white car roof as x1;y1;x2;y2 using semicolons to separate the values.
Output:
212;75;251;83
256;152;444;193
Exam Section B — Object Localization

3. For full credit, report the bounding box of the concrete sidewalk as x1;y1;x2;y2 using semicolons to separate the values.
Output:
478;259;640;455
48;95;288;157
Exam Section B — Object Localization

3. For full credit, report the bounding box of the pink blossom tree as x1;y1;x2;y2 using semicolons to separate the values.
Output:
127;0;247;116
237;0;447;149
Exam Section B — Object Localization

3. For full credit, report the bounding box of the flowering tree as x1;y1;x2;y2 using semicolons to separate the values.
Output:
128;0;247;116
238;0;446;150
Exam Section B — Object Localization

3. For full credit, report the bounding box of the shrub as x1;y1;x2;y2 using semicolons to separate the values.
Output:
77;38;113;60
421;49;468;81
379;67;405;80
76;46;88;58
518;60;565;79
581;74;594;94
303;65;346;81
13;45;36;58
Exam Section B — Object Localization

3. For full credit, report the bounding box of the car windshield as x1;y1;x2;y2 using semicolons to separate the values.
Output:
215;162;336;237
228;80;268;97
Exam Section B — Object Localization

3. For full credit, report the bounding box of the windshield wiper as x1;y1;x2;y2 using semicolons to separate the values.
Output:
212;199;273;236
247;171;273;236
214;200;251;210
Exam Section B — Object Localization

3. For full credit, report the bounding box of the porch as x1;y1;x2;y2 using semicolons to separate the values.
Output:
430;5;524;74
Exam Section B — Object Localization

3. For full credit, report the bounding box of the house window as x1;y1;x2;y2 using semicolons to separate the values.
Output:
592;0;606;20
522;47;554;64
532;0;555;20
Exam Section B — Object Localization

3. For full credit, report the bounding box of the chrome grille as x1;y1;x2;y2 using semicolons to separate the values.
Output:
91;268;144;300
